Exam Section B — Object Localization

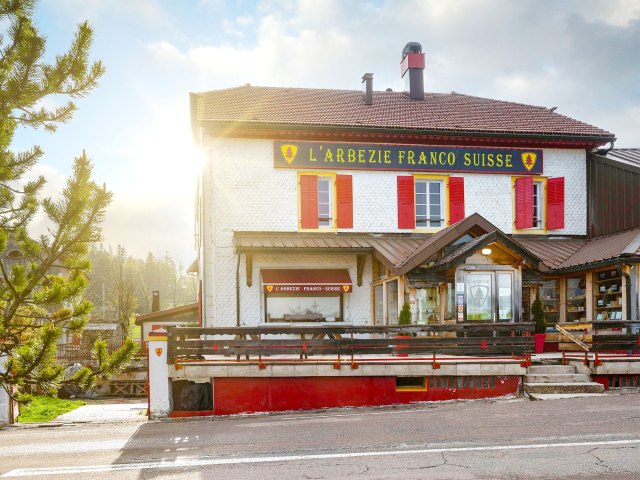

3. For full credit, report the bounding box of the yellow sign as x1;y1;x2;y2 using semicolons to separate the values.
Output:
155;347;163;357
281;144;298;164
342;285;350;292
266;285;273;293
521;152;537;172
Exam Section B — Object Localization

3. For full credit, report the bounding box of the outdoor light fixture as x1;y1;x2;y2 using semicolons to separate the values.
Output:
481;248;492;256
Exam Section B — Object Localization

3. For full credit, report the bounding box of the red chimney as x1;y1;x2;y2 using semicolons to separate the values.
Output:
401;42;425;100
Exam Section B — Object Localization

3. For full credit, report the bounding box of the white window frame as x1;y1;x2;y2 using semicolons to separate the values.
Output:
532;181;544;230
415;179;444;228
317;176;333;227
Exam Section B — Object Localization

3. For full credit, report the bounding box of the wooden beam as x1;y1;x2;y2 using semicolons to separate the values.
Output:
357;255;366;287
246;254;253;287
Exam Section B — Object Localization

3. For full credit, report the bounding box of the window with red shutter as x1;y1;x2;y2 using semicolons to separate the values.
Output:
514;177;534;229
546;177;565;230
300;175;318;229
336;174;353;228
397;176;415;229
448;177;465;224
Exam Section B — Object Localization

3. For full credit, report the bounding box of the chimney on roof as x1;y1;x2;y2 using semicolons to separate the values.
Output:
361;73;373;105
401;42;425;100
152;291;160;313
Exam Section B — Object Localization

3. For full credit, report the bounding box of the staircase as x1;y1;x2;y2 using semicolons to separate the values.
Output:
524;364;605;401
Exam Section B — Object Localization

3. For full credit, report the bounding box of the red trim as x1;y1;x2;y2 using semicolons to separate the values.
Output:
261;268;352;285
208;126;609;150
397;176;415;229
401;52;425;76
546;177;565;230
212;376;521;415
300;175;318;229
514;177;534;229
448;177;465;224
336;174;353;228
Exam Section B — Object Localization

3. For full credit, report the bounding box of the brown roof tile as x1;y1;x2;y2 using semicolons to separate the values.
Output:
193;85;614;139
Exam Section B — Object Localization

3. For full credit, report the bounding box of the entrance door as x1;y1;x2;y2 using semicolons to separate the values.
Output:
465;271;513;322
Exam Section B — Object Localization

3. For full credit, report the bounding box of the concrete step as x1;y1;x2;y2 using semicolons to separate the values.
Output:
527;365;576;375
528;393;606;401
524;382;605;394
524;373;591;383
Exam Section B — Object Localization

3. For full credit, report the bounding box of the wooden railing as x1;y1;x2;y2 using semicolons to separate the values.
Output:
591;321;640;352
166;323;535;364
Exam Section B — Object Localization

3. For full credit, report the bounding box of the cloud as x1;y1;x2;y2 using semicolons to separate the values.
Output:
48;0;172;28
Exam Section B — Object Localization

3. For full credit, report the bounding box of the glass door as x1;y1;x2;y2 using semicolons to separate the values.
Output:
465;271;514;322
466;273;493;321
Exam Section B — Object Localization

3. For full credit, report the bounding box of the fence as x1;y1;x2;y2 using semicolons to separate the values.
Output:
166;323;535;365
56;340;123;366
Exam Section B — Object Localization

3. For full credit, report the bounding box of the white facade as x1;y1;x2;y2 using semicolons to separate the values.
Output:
198;137;587;327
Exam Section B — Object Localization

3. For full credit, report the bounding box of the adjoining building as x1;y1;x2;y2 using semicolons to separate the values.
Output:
189;43;639;334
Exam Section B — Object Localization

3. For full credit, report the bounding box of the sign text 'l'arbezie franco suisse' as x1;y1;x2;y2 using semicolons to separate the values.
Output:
274;141;543;175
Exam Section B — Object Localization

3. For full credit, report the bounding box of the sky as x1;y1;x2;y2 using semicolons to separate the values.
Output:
9;0;640;268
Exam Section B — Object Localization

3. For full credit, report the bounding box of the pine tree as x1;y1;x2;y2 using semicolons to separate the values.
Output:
0;0;137;401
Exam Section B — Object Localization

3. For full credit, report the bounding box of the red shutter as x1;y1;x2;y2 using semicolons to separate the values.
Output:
546;177;565;230
514;177;534;229
397;176;415;229
448;177;465;224
336;174;353;228
300;175;318;229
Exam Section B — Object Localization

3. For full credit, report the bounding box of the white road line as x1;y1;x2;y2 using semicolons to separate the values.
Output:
3;438;640;477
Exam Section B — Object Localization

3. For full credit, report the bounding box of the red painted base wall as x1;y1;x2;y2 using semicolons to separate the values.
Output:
212;376;521;415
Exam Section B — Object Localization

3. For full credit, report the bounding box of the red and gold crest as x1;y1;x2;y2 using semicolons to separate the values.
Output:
155;347;163;357
281;144;298;164
521;152;537;172
266;285;273;293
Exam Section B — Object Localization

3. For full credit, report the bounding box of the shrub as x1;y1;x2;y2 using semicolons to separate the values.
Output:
531;298;546;334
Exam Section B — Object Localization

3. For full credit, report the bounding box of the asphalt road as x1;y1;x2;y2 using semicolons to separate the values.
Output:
1;393;640;479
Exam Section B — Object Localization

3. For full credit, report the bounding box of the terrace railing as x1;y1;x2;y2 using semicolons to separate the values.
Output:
591;321;640;352
166;323;535;365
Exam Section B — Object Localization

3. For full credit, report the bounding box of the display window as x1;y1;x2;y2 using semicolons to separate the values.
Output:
566;275;586;322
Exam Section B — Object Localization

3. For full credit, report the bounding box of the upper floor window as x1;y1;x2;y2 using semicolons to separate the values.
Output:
415;179;444;228
513;176;564;232
398;175;465;231
317;177;333;227
299;173;352;230
532;180;544;230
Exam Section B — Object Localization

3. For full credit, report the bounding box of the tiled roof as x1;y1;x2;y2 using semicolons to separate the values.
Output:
193;85;614;139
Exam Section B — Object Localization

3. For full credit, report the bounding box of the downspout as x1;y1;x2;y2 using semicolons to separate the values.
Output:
617;263;632;321
236;253;241;327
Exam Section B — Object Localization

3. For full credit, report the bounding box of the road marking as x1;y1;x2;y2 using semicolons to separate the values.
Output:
3;438;640;477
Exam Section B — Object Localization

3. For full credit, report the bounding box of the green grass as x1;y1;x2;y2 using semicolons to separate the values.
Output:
18;395;86;423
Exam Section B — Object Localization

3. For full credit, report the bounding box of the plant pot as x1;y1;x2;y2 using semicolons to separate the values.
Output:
534;333;546;354
394;335;412;357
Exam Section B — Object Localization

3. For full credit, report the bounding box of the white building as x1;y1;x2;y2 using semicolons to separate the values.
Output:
190;43;640;332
